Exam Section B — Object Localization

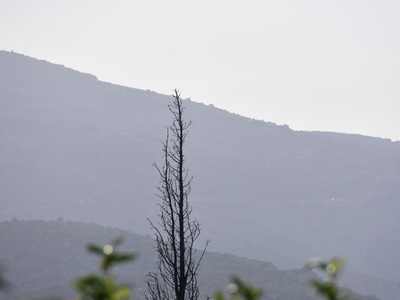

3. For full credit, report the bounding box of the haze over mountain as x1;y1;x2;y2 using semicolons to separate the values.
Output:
0;219;381;300
1;51;399;299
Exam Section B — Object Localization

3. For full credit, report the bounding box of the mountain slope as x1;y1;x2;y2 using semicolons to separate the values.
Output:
0;51;399;299
0;219;380;300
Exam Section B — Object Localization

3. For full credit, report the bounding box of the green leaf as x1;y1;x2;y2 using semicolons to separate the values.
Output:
87;244;104;255
113;287;131;300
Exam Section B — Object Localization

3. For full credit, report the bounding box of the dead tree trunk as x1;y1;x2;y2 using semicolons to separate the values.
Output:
146;90;208;300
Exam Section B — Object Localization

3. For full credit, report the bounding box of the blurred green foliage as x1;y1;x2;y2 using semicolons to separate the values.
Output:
307;257;352;300
75;237;135;300
215;277;263;300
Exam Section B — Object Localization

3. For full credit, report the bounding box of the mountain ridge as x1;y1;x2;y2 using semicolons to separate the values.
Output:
1;50;399;299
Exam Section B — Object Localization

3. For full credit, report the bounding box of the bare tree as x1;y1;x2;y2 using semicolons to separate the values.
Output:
146;90;208;300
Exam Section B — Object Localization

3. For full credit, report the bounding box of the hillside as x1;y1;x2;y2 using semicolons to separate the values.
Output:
0;50;399;299
0;219;379;300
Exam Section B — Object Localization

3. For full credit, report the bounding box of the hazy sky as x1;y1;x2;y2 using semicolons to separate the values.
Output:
1;0;399;141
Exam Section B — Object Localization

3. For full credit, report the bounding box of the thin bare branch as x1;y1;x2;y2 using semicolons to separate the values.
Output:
146;90;208;300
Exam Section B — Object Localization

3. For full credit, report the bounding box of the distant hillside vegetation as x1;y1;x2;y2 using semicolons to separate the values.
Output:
0;220;380;300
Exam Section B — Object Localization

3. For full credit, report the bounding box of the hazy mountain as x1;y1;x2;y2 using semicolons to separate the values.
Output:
0;219;380;300
1;51;399;299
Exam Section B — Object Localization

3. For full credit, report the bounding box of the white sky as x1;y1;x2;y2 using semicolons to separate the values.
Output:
1;0;399;141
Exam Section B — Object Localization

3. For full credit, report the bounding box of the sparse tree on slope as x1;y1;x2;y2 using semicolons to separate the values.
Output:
146;90;208;300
